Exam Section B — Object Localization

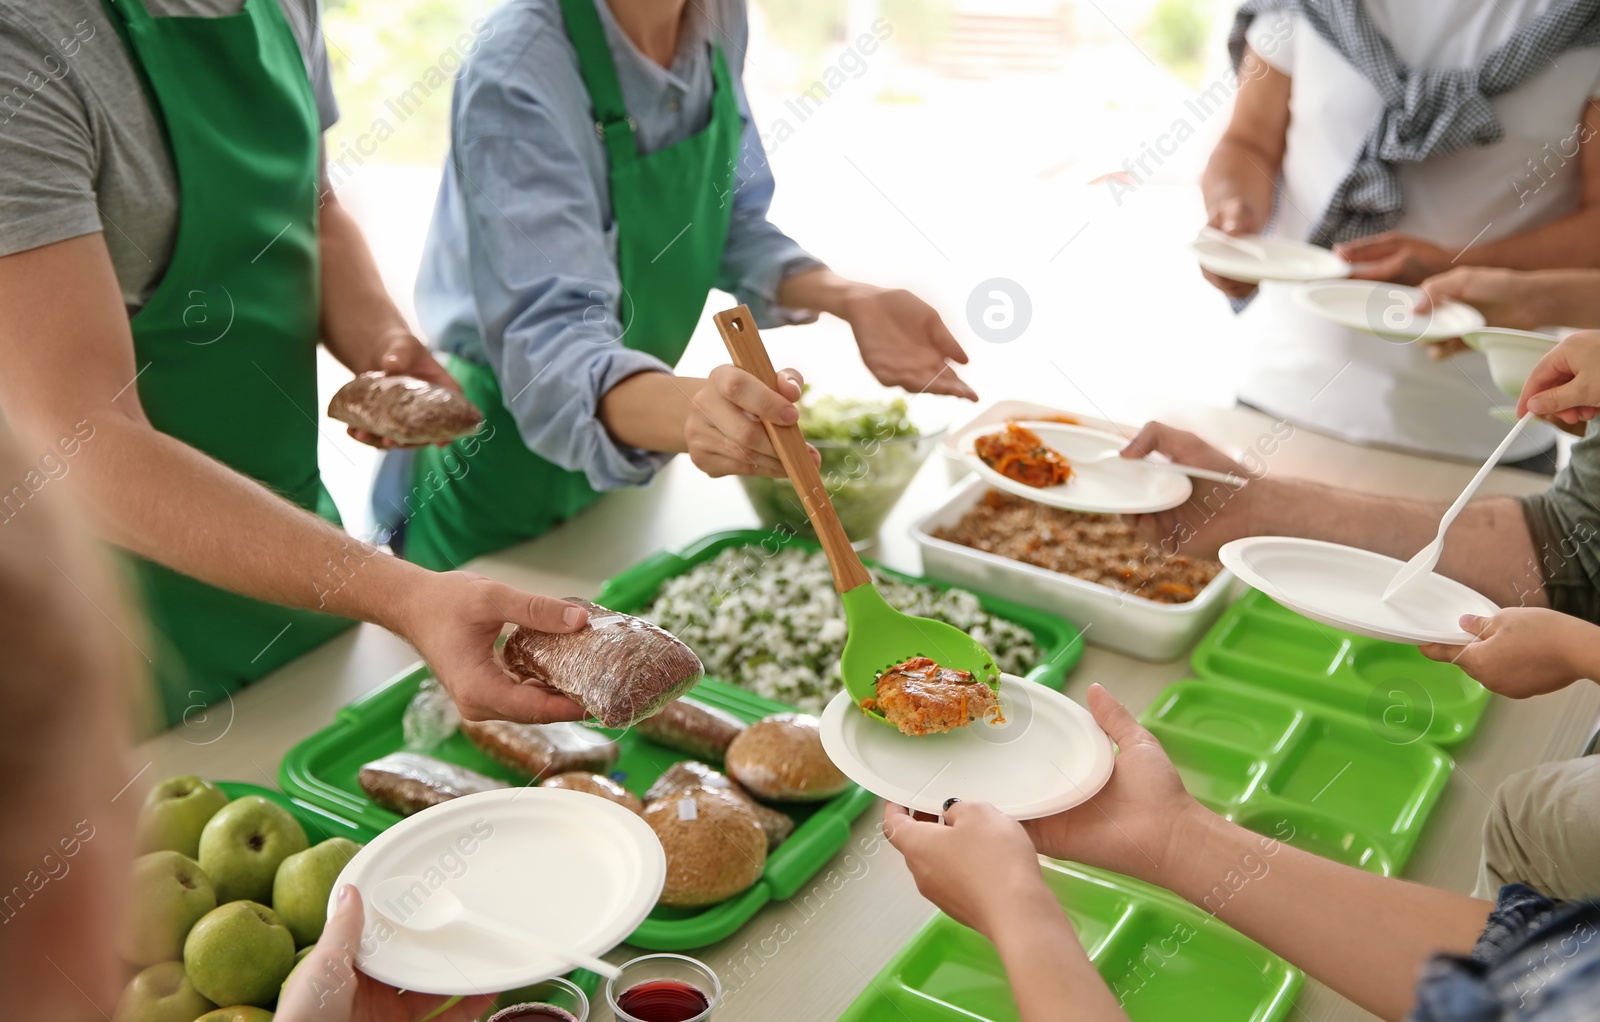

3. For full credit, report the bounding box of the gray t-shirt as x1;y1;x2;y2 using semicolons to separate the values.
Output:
0;0;338;310
1522;423;1600;620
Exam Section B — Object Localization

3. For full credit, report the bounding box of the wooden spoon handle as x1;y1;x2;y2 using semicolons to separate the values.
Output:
715;305;873;594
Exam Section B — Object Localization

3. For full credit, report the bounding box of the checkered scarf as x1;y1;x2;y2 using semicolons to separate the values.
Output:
1230;0;1600;247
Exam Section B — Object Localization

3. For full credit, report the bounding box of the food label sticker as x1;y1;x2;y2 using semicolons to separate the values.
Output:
677;797;698;821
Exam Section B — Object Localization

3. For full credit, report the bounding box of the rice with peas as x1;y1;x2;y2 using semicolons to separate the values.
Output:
644;547;1039;712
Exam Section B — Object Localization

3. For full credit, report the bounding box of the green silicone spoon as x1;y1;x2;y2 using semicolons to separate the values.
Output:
715;305;999;726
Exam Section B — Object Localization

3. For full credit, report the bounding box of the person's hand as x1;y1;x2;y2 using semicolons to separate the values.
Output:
1336;232;1452;286
1519;330;1600;424
684;365;820;478
1117;422;1261;559
883;800;1053;936
345;334;464;450
1022;684;1206;882
840;287;977;401
1419;608;1600;698
1417;267;1550;332
276;884;495;1022
1199;196;1267;300
393;570;589;722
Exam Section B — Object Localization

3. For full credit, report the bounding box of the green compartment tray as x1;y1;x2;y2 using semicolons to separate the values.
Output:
1140;679;1453;876
839;861;1302;1022
279;666;876;951
592;528;1086;689
1191;589;1489;747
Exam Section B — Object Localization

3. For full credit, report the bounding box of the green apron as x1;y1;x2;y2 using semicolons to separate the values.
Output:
401;0;742;571
101;0;354;727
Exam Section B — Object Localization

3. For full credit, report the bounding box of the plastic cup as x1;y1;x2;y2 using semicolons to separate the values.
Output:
488;976;590;1022
605;953;722;1022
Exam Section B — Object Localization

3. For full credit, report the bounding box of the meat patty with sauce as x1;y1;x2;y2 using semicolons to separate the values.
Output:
867;657;999;736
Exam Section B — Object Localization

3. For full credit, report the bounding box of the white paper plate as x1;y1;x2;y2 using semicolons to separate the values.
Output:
958;421;1191;514
1219;536;1498;645
819;674;1115;820
330;787;665;994
1292;280;1486;343
1190;233;1350;284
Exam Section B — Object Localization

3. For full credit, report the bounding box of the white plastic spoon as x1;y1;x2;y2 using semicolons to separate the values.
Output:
1076;447;1250;488
1198;225;1270;261
368;875;622;979
1382;412;1534;602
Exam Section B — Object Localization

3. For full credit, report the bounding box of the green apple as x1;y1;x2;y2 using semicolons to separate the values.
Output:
272;837;360;946
197;796;308;904
120;850;217;966
184;901;296;1007
136;775;230;859
194;1008;275;1022
112;961;216;1022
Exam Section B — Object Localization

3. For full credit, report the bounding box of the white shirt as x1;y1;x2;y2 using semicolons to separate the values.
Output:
1238;1;1600;462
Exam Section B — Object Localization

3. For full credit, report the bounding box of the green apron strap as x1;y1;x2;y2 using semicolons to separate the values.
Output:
557;0;637;168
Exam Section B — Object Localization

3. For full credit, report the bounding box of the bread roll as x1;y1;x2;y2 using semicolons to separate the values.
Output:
645;761;794;850
541;771;643;814
633;697;746;760
726;714;850;802
459;719;619;780
327;371;482;445
502;600;703;728
643;787;766;908
358;752;507;816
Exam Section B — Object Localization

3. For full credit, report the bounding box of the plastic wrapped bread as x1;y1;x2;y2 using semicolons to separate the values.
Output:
459;718;619;780
541;771;643;815
358;752;507;816
643;787;766;908
501;600;703;728
725;714;851;802
645;761;795;851
327;371;482;445
634;697;746;760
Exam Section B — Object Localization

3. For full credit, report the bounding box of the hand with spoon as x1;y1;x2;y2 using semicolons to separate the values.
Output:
713;305;999;728
367;875;622;979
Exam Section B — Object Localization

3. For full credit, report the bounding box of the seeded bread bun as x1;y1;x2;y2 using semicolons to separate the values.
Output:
541;771;643;815
645;761;795;850
725;713;850;802
643;787;766;908
327;371;482;445
502;601;703;728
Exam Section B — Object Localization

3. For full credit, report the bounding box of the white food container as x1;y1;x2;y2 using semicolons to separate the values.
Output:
912;476;1238;662
940;399;1131;485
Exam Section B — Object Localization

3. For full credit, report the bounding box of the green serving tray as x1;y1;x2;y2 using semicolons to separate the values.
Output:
591;528;1087;689
1140;679;1454;876
279;666;876;951
1191;589;1489;747
838;861;1302;1022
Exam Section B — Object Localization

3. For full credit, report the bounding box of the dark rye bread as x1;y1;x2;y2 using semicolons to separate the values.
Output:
633;697;746;760
645;761;795;851
643;787;766;908
502;600;703;728
358;752;507;816
725;714;851;802
327;371;482;445
459;719;619;780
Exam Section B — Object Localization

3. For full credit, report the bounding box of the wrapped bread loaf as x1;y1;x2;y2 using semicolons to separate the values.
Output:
502;600;703;728
634;697;746;760
643;787;766;908
358;752;507;816
327;371;482;445
541;771;643;815
460;719;619;780
726;714;851;802
646;761;795;850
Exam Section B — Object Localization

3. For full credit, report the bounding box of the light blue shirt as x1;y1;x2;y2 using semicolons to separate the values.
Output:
404;0;820;501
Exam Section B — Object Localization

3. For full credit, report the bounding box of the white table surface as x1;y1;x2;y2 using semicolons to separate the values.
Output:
139;400;1600;1022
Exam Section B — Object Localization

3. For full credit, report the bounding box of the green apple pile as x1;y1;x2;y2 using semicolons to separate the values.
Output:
114;776;361;1022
